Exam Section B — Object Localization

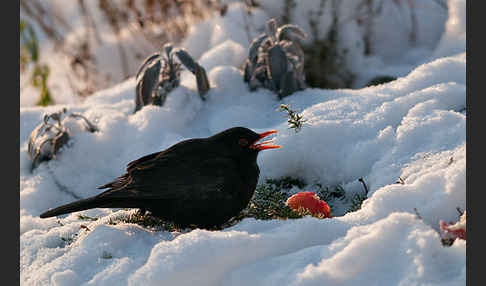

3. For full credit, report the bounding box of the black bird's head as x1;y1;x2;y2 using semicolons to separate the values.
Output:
210;127;281;160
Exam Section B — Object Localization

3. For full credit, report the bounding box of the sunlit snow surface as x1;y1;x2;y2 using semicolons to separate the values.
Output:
20;0;466;285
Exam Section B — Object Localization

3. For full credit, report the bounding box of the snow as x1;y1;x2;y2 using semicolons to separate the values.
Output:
432;0;467;60
20;0;466;285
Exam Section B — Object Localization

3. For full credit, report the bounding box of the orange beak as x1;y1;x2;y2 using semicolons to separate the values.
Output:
250;130;282;151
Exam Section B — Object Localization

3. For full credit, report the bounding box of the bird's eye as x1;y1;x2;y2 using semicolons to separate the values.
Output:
238;138;249;147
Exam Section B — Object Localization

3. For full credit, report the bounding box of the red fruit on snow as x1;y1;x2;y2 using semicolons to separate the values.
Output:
286;192;331;218
440;210;466;241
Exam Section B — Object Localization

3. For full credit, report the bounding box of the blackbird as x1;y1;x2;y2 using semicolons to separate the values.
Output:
39;127;281;228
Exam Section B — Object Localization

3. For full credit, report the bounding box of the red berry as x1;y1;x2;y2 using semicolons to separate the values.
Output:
286;192;331;218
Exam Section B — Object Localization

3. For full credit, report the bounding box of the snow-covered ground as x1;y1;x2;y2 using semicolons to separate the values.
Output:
20;0;466;285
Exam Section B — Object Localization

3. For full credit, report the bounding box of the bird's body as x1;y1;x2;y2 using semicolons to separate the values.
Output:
40;127;281;228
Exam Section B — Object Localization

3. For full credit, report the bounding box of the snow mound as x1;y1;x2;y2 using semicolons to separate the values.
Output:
20;0;466;285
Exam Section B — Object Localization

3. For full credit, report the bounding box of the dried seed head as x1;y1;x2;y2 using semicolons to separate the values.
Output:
277;24;307;42
134;43;210;113
135;59;162;112
266;18;278;43
27;109;98;171
164;43;174;60
243;18;306;98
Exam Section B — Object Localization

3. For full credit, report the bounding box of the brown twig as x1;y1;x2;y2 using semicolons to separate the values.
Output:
20;0;64;45
448;157;454;166
358;177;369;195
456;207;463;216
98;0;131;79
78;0;103;45
413;208;422;220
407;0;418;46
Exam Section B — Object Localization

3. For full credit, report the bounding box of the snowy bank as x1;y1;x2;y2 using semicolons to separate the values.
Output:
20;0;466;285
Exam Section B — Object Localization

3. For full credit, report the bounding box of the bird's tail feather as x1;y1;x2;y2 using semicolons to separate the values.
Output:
39;196;109;218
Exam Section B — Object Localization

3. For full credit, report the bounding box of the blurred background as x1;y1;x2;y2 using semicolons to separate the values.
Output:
20;0;452;107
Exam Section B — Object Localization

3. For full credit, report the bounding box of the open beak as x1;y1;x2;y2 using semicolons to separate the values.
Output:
250;130;282;151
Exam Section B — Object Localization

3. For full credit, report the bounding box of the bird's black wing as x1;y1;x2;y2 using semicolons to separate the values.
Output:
97;141;242;201
97;139;196;190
